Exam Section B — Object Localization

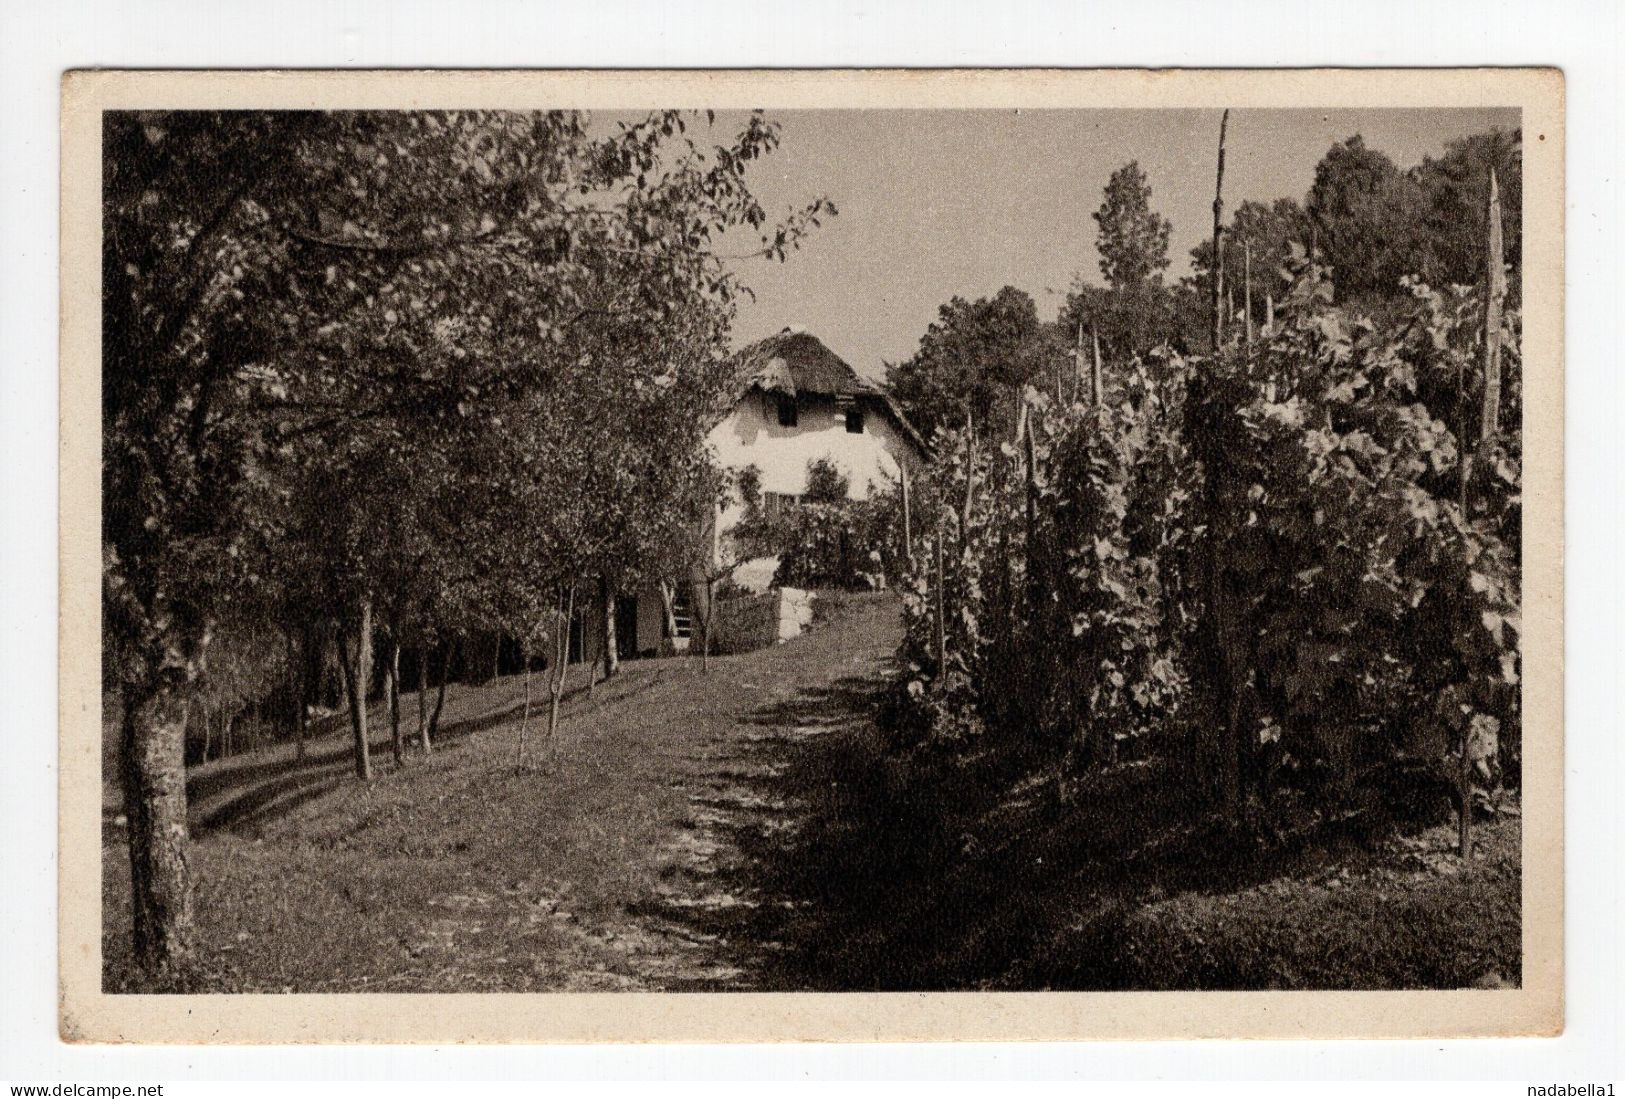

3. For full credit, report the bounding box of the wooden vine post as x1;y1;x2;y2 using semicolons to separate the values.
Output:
1480;169;1506;442
1456;167;1508;860
900;465;913;568
1243;239;1255;355
1202;107;1245;813
1073;321;1085;404
934;529;947;678
1090;325;1104;410
1210;109;1230;353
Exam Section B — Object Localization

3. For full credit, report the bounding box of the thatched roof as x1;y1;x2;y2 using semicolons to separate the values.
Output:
734;328;927;452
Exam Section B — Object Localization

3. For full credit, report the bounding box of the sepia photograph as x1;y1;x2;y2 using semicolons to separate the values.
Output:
57;68;1564;1043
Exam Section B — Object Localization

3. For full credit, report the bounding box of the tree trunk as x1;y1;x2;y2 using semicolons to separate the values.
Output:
1458;730;1474;860
600;576;619;681
547;583;576;747
121;676;197;979
338;600;373;782
701;578;716;675
428;638;452;745
294;628;312;761
301;623;327;760
386;634;403;767
547;672;563;748
416;643;429;753
1210;109;1230;354
515;641;533;770
284;629;301;749
658;580;680;651
1265;290;1275;332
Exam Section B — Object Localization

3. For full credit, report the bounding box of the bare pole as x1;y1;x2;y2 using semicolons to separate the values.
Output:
1073;321;1085;404
1243;240;1255;355
1479;169;1507;443
1090;325;1104;410
934;530;947;677
961;411;976;562
1210;109;1230;354
900;464;914;568
1457;169;1508;861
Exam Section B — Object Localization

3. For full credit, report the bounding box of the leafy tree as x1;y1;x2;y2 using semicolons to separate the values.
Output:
886;286;1061;441
1413;128;1523;304
1058;281;1202;375
1093;161;1172;291
102;108;826;982
1061;162;1192;372
1188;197;1312;326
1188;129;1519;319
1305;135;1428;304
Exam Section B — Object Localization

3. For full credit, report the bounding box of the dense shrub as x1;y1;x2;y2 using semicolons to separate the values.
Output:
729;458;909;591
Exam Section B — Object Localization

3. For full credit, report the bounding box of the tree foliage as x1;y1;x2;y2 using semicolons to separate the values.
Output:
1093;161;1173;291
102;107;828;980
886;285;1064;441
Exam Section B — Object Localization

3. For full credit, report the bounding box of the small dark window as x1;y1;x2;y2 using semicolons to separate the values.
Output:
845;407;865;434
777;396;798;427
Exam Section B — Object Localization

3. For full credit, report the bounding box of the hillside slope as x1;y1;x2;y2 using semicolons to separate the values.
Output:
102;588;1519;993
102;592;903;992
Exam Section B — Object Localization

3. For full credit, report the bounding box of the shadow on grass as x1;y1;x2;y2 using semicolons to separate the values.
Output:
177;668;671;838
634;664;1497;992
638;664;1524;992
631;669;1000;991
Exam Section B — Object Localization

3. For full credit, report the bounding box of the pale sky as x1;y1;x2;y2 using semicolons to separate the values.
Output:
703;107;1519;379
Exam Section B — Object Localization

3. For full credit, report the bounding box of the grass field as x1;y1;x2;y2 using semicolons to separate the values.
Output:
102;591;1520;992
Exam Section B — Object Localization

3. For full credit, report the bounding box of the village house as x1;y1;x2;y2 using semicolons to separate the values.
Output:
567;327;926;665
711;327;927;555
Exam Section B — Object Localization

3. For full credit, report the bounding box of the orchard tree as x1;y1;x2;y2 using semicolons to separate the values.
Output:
102;108;829;982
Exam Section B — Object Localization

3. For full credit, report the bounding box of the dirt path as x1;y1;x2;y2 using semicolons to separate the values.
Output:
102;593;903;992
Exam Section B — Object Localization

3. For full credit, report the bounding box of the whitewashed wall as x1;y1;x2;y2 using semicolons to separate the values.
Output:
706;390;920;536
